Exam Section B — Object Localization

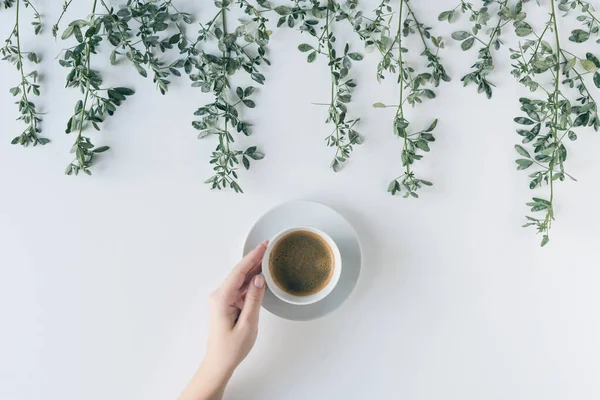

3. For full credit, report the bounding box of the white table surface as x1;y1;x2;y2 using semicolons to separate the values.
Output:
2;1;600;399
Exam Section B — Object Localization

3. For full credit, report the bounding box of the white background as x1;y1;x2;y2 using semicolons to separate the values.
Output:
2;0;600;399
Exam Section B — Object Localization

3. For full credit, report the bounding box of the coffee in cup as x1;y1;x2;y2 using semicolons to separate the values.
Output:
262;227;342;305
268;229;334;296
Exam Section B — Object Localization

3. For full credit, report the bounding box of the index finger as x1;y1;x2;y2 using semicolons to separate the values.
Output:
223;241;268;291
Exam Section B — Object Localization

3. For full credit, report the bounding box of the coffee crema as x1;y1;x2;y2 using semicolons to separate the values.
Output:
268;230;334;296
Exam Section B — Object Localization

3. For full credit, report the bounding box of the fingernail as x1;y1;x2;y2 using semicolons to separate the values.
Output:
254;275;265;288
261;240;269;247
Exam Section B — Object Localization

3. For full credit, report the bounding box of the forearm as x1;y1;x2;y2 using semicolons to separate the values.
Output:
178;360;233;400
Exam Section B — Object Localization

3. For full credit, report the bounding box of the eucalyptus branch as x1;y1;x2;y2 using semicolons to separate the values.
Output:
440;0;532;98
509;0;599;246
276;0;363;172
188;0;270;192
1;0;47;146
60;1;135;175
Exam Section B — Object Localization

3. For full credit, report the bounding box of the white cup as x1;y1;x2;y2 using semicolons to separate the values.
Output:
262;226;342;305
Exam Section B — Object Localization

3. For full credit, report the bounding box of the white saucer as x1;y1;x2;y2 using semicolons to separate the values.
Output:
243;201;362;321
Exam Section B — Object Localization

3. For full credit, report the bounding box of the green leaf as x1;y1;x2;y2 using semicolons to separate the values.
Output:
594;72;600;88
395;117;409;130
387;180;399;194
114;87;135;96
574;113;589;127
243;99;256;108
230;181;243;193
307;51;317;63
27;52;39;63
540;146;556;156
92;146;110;153
558;144;567;163
532;60;551;73
516;159;533;170
438;11;452;21
515;144;530;158
461;37;475;50
564;57;576;73
331;159;341;172
540;41;553;53
298;44;312;52
529;177;540;190
248;151;264;160
515;26;532;37
415;141;430;152
514;117;534;125
135;64;148;78
108;89;126;101
73;25;83;43
425;119;438;132
61;25;74;40
372;102;386;108
274;6;291;15
451;31;470;41
580;59;598;73
541;235;549;247
449;10;459;22
586;52;600;68
348;53;363;61
569;29;590;43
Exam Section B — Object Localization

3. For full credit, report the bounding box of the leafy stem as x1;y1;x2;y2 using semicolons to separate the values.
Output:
285;0;363;172
403;0;427;51
362;0;446;197
77;0;98;145
546;0;562;238
1;0;47;146
221;1;231;157
52;0;73;38
61;0;135;176
324;7;342;163
97;0;192;94
15;0;35;139
511;0;600;246
486;1;509;49
189;0;269;192
396;0;410;180
442;0;525;98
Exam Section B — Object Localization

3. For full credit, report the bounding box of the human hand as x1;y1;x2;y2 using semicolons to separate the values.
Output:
178;241;268;400
205;240;268;373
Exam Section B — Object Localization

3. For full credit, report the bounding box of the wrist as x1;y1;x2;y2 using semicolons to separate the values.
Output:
198;357;234;394
178;358;234;400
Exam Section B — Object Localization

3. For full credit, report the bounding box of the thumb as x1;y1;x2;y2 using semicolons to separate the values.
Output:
239;275;266;328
